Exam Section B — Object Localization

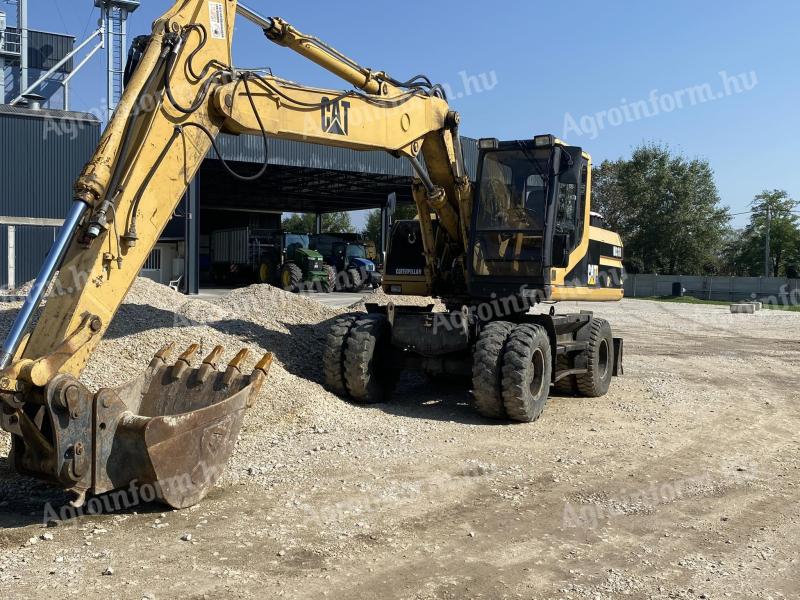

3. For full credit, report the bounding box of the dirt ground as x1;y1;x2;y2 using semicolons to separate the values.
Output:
1;292;799;599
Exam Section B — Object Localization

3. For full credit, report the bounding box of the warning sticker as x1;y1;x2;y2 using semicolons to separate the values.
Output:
208;2;226;40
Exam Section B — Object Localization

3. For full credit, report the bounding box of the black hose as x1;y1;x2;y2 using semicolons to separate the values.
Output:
178;75;270;182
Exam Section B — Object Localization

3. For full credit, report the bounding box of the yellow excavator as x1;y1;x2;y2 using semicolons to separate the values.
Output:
0;0;623;508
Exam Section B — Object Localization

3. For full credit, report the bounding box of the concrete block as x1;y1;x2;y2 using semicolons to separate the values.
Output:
730;303;756;314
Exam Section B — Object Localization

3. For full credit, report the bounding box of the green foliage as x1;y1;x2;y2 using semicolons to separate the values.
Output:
723;190;800;276
282;212;355;234
592;144;730;275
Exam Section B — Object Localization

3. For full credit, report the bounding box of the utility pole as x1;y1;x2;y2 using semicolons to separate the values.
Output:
764;205;771;277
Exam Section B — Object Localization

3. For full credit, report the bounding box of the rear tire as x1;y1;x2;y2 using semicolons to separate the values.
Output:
323;314;360;396
471;321;513;419
258;260;274;285
280;262;303;292
575;318;614;398
501;324;552;423
344;315;396;403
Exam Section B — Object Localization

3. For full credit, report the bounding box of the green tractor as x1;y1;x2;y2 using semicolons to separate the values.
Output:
256;231;332;292
211;228;331;292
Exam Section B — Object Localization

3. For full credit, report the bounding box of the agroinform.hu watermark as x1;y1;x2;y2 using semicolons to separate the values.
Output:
563;69;758;140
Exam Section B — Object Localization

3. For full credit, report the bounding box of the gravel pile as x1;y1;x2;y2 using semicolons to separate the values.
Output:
0;278;374;470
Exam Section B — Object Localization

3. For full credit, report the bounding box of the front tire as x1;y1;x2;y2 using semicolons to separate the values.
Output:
501;324;552;423
471;321;513;419
323;314;360;396
347;268;363;292
323;265;337;293
280;262;303;292
344;315;396;403
575;318;614;398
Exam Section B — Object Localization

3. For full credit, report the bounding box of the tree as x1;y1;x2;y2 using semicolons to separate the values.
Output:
362;203;418;244
592;144;730;275
730;190;799;276
282;212;355;234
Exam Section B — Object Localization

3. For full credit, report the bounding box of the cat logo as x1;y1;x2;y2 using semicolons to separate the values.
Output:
321;97;350;135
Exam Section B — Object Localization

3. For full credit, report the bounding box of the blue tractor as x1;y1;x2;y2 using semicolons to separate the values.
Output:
310;233;381;291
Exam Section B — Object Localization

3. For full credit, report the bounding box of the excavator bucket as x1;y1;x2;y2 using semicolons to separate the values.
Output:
6;345;272;510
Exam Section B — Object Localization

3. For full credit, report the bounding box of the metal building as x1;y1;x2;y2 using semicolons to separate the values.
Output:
0;103;100;288
158;133;480;294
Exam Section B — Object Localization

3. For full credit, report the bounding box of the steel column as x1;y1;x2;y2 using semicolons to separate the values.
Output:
184;177;200;295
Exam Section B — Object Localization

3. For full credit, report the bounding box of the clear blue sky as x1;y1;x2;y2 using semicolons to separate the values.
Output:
21;0;800;229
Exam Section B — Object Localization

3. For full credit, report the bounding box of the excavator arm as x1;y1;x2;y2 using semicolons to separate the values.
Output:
0;0;467;508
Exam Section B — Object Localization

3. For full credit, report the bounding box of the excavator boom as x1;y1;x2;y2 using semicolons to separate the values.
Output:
0;0;470;508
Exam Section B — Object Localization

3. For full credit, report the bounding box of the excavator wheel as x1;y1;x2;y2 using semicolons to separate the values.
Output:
575;318;614;398
501;324;552;423
553;354;576;395
323;313;360;395
343;314;396;403
471;321;513;419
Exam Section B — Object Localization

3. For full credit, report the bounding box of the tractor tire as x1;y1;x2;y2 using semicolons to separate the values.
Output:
575;318;614;398
280;262;303;292
257;260;274;285
553;354;576;395
471;321;513;419
347;268;363;292
323;265;337;293
501;324;552;423
323;313;361;396
333;269;348;292
343;315;396;403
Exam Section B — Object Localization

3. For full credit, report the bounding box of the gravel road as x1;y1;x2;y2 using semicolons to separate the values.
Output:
1;279;798;599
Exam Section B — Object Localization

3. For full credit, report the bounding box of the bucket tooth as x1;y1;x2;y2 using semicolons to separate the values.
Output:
172;343;200;380
246;353;274;407
254;352;274;375
222;348;250;386
196;345;224;383
149;342;176;368
202;345;224;367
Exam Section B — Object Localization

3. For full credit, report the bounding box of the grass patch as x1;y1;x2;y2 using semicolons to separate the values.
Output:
632;295;800;312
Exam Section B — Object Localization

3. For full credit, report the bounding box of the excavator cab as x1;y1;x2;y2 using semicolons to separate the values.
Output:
468;135;622;303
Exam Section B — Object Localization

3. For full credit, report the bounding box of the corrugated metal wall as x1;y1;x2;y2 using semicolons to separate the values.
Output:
0;105;100;287
0;106;99;218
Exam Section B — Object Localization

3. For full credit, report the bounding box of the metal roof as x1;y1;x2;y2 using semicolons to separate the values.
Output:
0;104;99;123
213;134;480;180
200;134;480;214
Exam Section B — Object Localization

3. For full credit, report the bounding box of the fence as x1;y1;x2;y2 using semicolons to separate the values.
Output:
624;274;800;303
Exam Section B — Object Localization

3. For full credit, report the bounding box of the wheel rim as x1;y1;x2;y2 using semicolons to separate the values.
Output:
259;264;269;283
598;339;610;380
529;347;546;397
282;270;291;288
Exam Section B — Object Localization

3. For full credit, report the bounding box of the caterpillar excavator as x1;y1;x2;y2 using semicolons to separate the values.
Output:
0;0;624;508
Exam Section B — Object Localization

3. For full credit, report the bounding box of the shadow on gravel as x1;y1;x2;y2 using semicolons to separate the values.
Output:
0;456;170;530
